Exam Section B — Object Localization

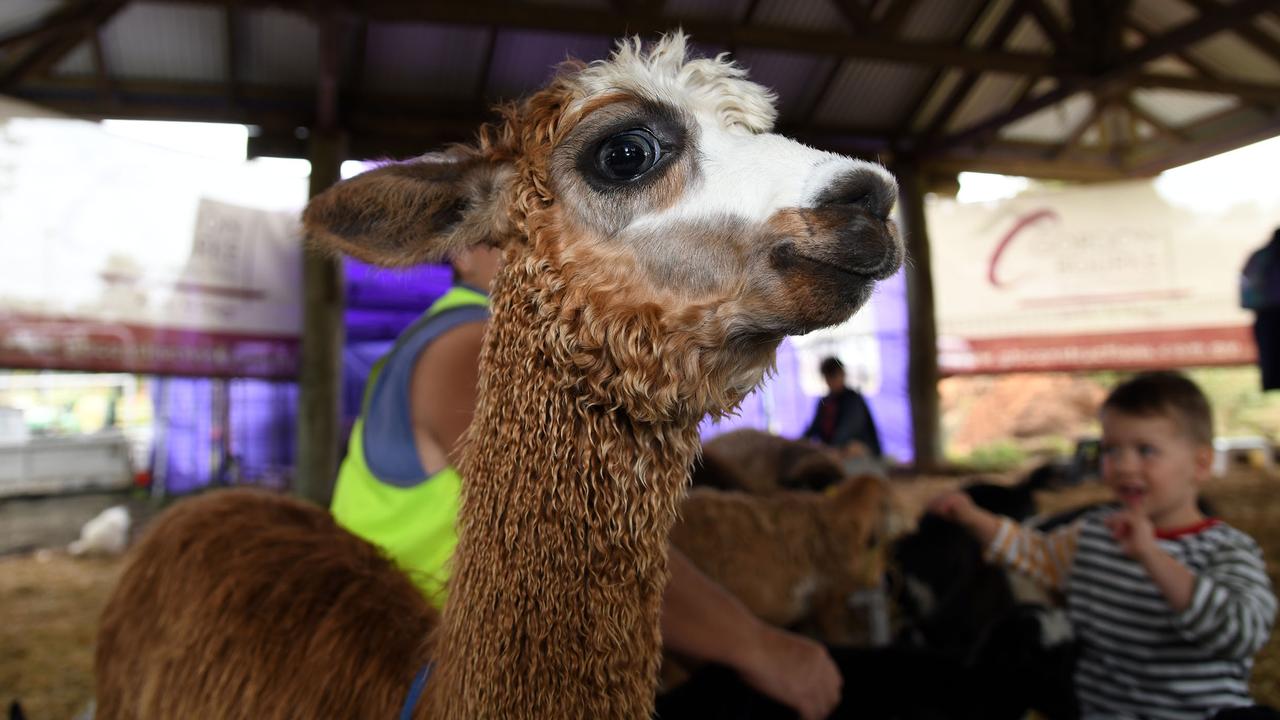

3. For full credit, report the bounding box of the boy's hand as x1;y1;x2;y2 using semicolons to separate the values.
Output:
1105;502;1158;560
927;491;977;524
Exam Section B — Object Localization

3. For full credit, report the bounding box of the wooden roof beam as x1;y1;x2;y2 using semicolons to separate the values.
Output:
930;0;1277;153
1181;0;1280;67
0;0;130;90
876;0;918;35
1134;72;1280;103
1049;95;1105;159
1025;0;1073;55
921;0;1032;141
88;23;117;106
1122;94;1192;143
893;2;999;145
225;2;241;105
831;0;874;34
159;0;1067;76
0;0;100;50
472;27;498;114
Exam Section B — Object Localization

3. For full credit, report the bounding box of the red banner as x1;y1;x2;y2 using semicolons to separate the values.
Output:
941;326;1256;376
0;315;299;379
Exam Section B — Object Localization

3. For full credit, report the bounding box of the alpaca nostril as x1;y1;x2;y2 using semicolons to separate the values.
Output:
818;168;898;221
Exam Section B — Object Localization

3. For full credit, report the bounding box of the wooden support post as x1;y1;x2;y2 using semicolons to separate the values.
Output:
894;159;943;471
295;130;346;504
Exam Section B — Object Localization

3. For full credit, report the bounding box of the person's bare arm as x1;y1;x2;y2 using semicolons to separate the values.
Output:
662;546;841;720
928;491;1003;546
409;320;487;475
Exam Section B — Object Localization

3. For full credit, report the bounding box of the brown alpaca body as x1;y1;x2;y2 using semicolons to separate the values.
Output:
699;428;847;493
95;489;437;719
95;34;902;720
670;477;898;643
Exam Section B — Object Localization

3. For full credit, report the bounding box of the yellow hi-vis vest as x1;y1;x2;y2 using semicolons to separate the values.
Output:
330;285;487;607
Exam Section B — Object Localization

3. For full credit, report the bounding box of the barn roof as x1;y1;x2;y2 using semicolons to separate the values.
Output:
2;0;1279;181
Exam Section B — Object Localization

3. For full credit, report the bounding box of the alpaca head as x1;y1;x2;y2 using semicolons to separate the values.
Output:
305;33;902;420
828;474;909;589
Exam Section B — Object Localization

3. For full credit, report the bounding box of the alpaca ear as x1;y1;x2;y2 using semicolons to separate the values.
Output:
302;151;516;267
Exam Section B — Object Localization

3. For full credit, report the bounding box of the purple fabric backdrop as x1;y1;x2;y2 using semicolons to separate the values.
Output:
699;269;913;462
155;258;913;495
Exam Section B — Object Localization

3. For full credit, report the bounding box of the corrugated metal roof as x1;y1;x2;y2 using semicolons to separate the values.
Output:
51;42;94;76
752;0;849;34
1000;91;1093;142
2;0;1276;180
363;23;491;100
1004;15;1048;53
98;2;225;83
1132;0;1199;33
665;0;751;22
1188;33;1280;83
733;48;833;120
1131;87;1239;126
485;31;614;103
899;0;988;42
241;8;316;86
950;73;1027;133
813;60;930;128
0;0;57;35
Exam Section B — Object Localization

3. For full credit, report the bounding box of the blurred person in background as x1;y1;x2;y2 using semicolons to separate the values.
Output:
1241;227;1280;391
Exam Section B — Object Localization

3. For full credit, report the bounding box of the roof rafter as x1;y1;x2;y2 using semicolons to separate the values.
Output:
1134;72;1280;103
876;0;918;35
159;0;1069;76
0;0;130;90
930;0;1277;153
830;0;874;34
1181;0;1280;67
894;2;994;142
921;0;1032;141
1122;94;1191;142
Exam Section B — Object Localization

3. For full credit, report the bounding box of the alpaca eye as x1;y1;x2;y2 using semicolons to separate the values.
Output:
595;129;662;182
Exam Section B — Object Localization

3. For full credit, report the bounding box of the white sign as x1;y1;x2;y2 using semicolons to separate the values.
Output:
0;118;307;377
928;177;1279;374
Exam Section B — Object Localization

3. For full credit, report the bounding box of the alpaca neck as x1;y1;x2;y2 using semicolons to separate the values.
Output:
424;292;702;719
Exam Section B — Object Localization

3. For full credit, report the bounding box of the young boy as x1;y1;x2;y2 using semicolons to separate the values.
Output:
930;371;1276;719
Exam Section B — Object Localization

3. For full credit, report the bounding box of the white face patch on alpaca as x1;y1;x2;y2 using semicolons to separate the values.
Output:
552;32;902;336
629;115;893;231
571;33;893;231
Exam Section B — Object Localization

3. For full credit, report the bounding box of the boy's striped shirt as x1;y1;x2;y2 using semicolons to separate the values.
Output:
986;507;1276;719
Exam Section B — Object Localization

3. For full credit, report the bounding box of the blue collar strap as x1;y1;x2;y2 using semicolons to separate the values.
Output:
398;663;434;720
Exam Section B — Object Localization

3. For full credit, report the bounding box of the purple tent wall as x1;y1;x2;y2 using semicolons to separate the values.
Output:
155;377;214;495
698;270;913;463
155;260;913;494
156;377;298;494
228;379;297;488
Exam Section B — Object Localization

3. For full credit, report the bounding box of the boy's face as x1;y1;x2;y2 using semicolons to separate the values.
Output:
1099;409;1212;530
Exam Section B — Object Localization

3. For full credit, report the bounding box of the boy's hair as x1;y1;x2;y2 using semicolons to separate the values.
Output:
1102;371;1213;446
819;356;844;378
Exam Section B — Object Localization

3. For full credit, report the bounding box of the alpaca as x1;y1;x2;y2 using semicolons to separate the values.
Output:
693;427;848;493
670;475;904;643
95;33;902;720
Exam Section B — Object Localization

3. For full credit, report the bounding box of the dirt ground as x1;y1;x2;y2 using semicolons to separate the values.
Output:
3;468;1280;718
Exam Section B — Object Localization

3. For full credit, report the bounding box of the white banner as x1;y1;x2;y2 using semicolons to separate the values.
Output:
928;176;1280;374
0;117;307;377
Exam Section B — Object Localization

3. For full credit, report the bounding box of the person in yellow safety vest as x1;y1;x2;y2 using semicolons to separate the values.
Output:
332;245;845;720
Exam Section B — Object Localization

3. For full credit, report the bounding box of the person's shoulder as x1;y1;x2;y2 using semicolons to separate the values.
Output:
1201;520;1265;555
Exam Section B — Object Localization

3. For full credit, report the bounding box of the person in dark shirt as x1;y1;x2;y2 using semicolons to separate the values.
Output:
1241;227;1280;391
803;356;882;460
